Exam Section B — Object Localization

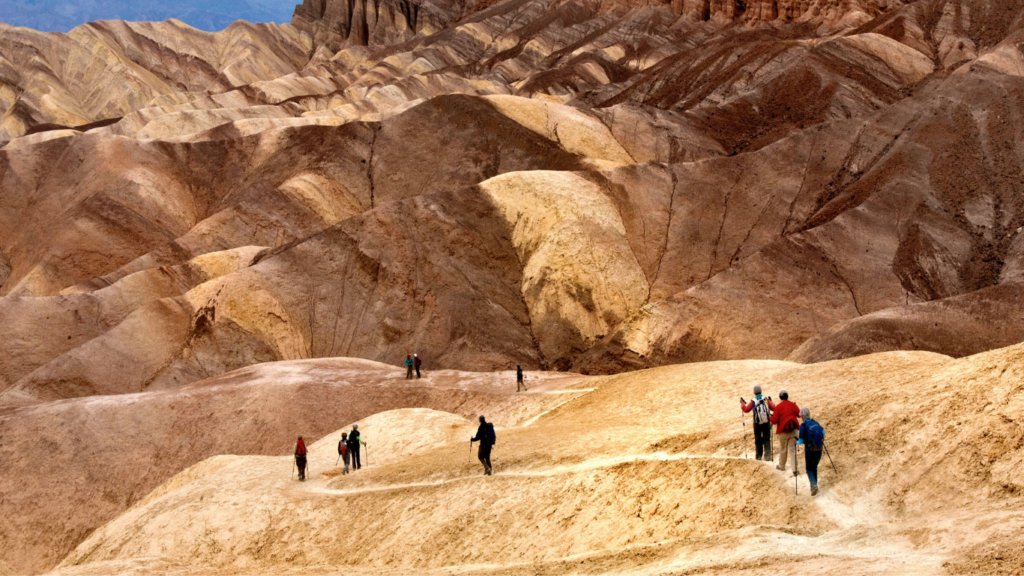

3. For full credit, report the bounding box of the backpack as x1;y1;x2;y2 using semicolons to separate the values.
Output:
804;420;825;450
753;398;771;425
485;423;496;446
296;441;307;456
338;440;347;455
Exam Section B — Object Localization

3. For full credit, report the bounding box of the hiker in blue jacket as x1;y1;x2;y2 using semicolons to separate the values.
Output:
797;407;825;495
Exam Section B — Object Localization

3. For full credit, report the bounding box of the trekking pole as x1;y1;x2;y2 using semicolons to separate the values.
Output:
336;454;342;468
468;440;473;464
741;408;748;459
292;458;296;480
794;438;799;495
824;443;838;474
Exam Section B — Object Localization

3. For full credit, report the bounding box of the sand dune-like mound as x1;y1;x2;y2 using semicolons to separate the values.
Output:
49;343;1024;575
0;358;588;574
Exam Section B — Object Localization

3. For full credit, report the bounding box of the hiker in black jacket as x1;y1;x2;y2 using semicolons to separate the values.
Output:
470;415;496;475
347;424;364;470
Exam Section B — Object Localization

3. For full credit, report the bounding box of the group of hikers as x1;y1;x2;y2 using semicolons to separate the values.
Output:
404;354;423;379
740;386;828;495
402;355;529;394
294;417;496;479
291;359;528;481
296;368;831;485
293;423;367;481
296;377;828;490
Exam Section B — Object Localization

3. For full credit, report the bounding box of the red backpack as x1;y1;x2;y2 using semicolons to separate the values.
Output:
296;440;307;456
338;440;347;455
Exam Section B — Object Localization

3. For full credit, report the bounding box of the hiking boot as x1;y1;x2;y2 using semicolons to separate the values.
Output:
811;486;819;496
776;465;785;471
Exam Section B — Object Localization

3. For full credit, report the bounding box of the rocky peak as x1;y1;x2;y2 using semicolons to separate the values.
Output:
291;0;480;49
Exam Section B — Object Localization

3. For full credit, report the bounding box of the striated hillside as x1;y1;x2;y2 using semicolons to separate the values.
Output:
3;0;1024;399
2;0;1024;572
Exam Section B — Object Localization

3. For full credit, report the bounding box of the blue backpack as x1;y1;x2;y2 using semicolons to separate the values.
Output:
804;420;825;450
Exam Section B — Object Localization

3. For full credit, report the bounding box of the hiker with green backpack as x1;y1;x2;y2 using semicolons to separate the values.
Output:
740;386;775;461
797;407;826;495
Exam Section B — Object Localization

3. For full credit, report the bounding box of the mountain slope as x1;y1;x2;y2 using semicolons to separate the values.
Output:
3;0;1024;399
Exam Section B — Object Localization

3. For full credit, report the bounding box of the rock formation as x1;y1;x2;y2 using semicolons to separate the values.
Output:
3;0;1024;571
3;0;1024;394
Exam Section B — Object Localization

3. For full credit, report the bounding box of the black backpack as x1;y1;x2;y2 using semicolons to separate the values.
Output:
486;423;496;445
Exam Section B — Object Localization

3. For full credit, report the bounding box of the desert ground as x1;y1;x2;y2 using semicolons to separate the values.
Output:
0;343;1017;575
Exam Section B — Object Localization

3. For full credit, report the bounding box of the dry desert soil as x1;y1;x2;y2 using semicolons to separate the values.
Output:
22;344;1024;576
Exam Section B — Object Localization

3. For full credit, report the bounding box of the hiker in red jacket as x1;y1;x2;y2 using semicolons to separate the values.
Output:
295;436;308;481
338;432;350;475
769;390;800;474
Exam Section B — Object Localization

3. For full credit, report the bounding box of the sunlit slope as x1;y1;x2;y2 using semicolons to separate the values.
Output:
57;344;1024;575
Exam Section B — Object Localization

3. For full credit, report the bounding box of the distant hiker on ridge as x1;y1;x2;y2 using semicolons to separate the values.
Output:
470;415;496;475
405;355;414;380
295;435;308;481
517;365;527;392
347;424;365;470
338;432;350;475
770;390;801;474
414;354;422;379
798;407;825;496
740;385;775;461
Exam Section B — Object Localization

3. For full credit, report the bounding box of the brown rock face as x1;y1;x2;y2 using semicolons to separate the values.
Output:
291;0;479;49
2;0;1024;393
